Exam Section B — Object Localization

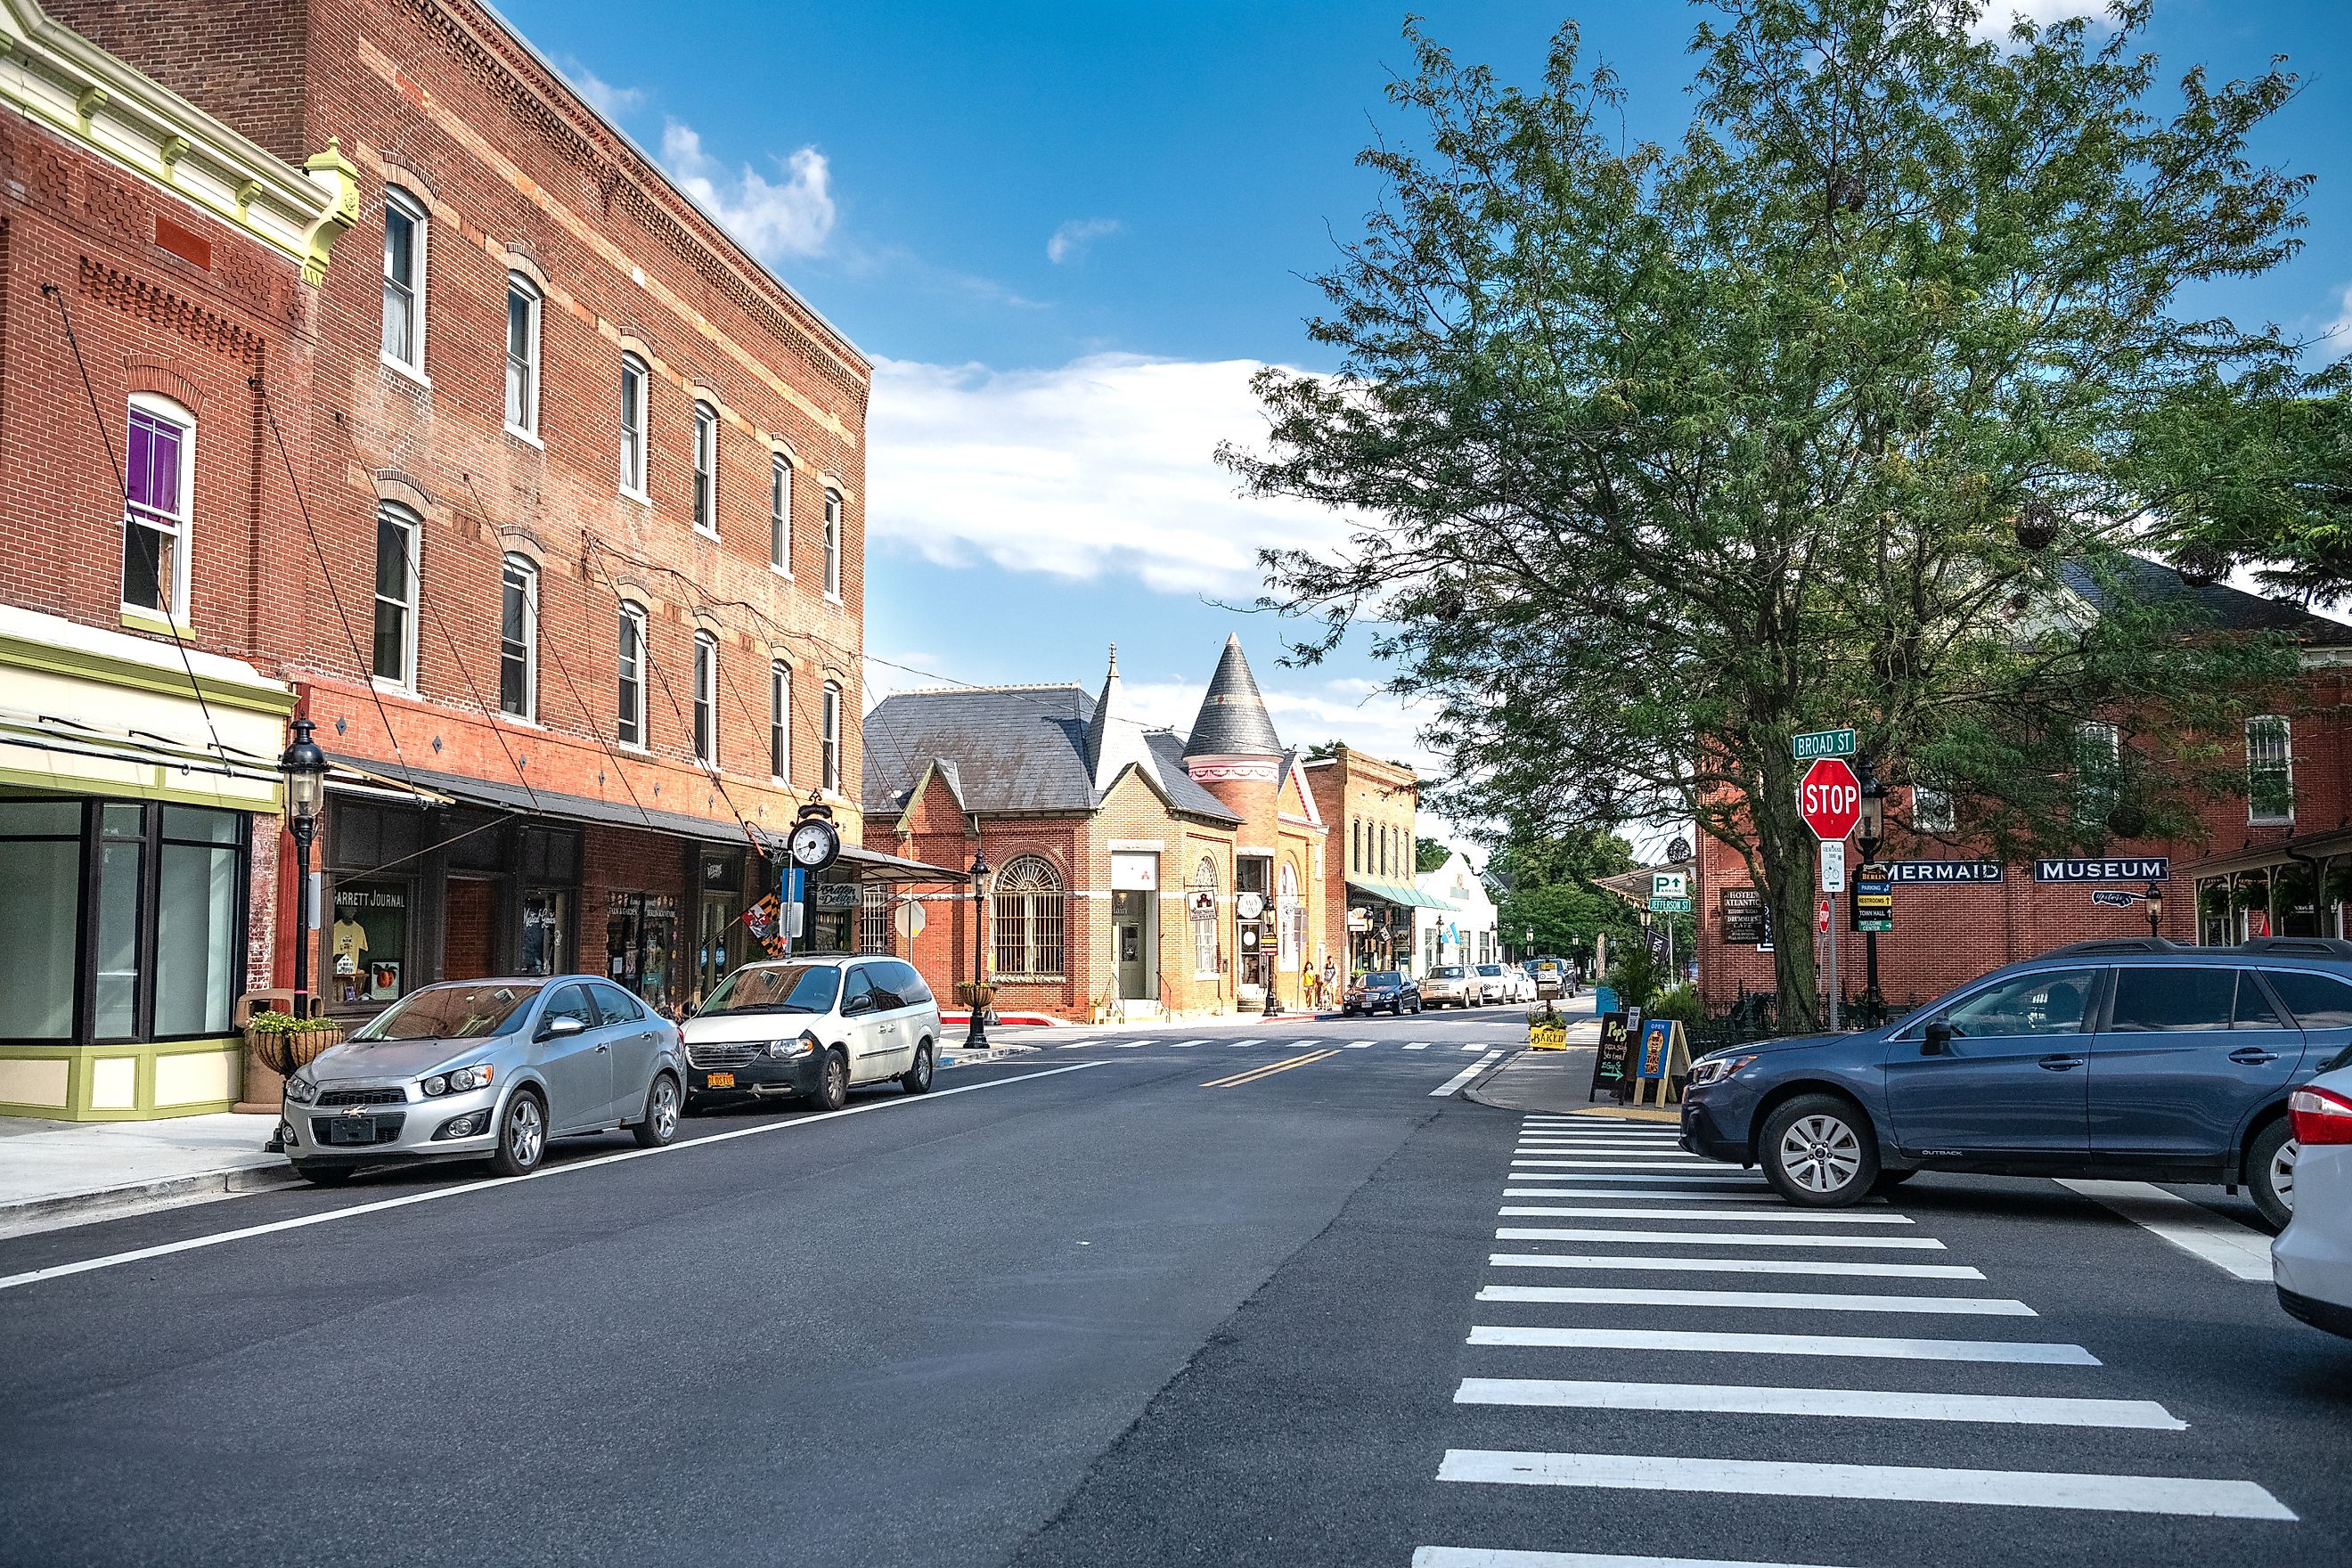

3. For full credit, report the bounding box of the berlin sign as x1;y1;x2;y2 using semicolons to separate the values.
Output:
1797;756;1862;842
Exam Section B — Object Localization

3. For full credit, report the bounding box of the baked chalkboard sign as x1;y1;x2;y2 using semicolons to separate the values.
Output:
1589;1011;1635;1101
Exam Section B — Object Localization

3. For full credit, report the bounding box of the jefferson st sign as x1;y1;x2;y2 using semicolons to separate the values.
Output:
1797;756;1862;842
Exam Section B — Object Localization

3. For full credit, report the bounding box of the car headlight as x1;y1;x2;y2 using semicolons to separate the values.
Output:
1686;1054;1758;1089
421;1064;494;1097
283;1072;319;1105
768;1031;820;1058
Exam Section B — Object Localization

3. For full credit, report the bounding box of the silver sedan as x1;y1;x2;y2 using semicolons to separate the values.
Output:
280;976;684;1184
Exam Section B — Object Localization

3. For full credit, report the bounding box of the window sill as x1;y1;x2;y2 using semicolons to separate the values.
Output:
498;712;543;731
504;423;544;449
380;353;430;390
619;485;651;508
2250;816;2296;829
119;605;194;638
617;739;650;755
822;591;844;607
771;563;794;582
693;525;721;543
370;675;418;698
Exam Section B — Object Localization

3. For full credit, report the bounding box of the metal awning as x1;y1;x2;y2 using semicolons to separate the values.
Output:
2176;832;2352;880
834;844;969;885
1347;877;1453;911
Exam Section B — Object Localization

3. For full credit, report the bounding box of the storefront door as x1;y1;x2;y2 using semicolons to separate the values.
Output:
607;892;680;1017
444;877;499;981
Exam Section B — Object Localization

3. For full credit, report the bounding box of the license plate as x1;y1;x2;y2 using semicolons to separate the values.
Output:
328;1117;375;1145
705;1072;735;1089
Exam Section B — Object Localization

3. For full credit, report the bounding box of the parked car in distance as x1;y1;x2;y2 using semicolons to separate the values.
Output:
681;955;940;1114
1344;970;1423;1017
1474;963;1514;1005
2274;1062;2352;1337
1679;937;2346;1225
1505;964;1537;1003
282;976;683;1183
1423;965;1478;1009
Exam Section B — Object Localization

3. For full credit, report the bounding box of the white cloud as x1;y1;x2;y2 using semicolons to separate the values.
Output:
563;61;642;121
660;119;837;261
1047;217;1123;265
1966;1;2107;43
2322;282;2352;362
867;353;1356;596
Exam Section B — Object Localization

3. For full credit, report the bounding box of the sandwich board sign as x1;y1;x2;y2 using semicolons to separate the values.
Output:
1590;1012;1635;1101
1632;1017;1693;1107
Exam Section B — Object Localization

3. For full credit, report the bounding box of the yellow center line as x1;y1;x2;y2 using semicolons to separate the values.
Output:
1203;1049;1342;1089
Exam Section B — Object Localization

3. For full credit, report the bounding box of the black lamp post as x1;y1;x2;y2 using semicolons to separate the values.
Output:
279;716;329;1018
966;847;991;1052
2145;881;2164;939
1856;759;1886;1014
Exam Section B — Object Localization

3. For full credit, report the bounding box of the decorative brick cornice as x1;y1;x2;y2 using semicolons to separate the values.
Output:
78;254;261;364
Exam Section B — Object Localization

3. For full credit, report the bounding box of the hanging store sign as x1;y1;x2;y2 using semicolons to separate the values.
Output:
2034;858;2168;883
813;882;862;909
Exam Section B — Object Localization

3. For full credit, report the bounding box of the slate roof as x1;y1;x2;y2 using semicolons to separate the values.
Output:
2061;557;2352;647
1185;634;1286;757
864;685;1242;824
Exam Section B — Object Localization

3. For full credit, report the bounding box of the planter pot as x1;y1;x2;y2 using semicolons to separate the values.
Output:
244;1023;345;1078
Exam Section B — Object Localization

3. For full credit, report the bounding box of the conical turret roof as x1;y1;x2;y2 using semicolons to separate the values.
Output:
1083;645;1158;795
1184;634;1285;757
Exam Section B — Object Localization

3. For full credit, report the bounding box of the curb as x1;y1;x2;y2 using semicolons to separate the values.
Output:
0;1161;302;1237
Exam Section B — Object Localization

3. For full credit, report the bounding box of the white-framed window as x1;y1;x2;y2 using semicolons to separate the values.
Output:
821;681;842;795
122;393;193;622
770;453;793;575
1190;855;1219;978
1278;862;1302;971
617;605;647;748
499;556;537;719
770;660;791;780
619;354;649;497
504;273;540;437
2248;715;2294;825
822;487;842;598
692;402;720;535
693;630;718;766
1911;783;1955;835
381;187;427;373
372;502;420;687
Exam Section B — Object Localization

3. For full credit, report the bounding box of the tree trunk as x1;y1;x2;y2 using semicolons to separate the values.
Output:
1752;747;1821;1033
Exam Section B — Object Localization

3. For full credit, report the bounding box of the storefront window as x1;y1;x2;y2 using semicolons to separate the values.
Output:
95;806;145;1039
608;892;680;1017
331;879;410;1007
0;800;82;1041
519;887;572;976
155;807;241;1036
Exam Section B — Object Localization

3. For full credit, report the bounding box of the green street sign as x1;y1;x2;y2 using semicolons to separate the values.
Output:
1648;896;1692;913
1792;728;1858;761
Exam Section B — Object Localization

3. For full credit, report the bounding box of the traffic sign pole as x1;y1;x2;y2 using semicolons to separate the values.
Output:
1827;893;1839;1030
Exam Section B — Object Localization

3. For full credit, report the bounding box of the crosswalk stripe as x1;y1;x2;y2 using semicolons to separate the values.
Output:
1454;1377;2184;1430
1513;1161;1725;1171
1405;1042;1431;1049
1504;1172;1762;1185
1463;1043;1490;1051
2054;1179;2275;1282
1115;1041;1145;1049
1433;1450;2291;1519
1289;1039;1321;1048
1499;1207;1912;1225
1502;1190;1839;1204
1414;1548;1837;1568
1229;1038;1265;1047
1170;1040;1205;1048
1058;1040;1096;1049
1489;1254;1986;1280
1346;1040;1375;1049
1499;1228;1945;1251
1518;1146;1700;1156
1433;1051;1506;1097
1476;1284;2030;1316
1466;1326;2095;1364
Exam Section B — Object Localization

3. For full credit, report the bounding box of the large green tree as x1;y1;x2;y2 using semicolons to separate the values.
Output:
1226;0;2311;1028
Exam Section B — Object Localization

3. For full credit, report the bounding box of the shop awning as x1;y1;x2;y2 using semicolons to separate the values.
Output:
2176;833;2352;881
836;844;970;885
1347;877;1454;911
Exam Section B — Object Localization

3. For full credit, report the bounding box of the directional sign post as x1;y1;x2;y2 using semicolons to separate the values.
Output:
1797;755;1860;1031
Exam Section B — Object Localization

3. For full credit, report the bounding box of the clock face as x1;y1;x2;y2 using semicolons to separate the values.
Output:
789;820;838;870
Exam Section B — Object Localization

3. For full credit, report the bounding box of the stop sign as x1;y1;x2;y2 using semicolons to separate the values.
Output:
1798;756;1861;841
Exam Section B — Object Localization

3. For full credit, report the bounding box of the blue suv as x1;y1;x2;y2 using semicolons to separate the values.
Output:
1680;937;2352;1228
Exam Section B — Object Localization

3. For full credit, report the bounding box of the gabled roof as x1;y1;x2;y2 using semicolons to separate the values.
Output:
1082;646;1161;796
2061;557;2352;647
1185;634;1285;757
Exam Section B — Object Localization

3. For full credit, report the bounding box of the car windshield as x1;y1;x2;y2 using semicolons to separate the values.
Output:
700;964;842;1017
350;983;543;1041
1363;972;1403;987
1434;967;1466;978
1477;965;1503;976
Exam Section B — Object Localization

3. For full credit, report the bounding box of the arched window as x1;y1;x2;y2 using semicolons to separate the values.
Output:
992;855;1065;978
1351;819;1361;874
822;487;843;598
382;186;427;372
692;630;718;765
504;272;540;436
692;402;720;535
1190;855;1219;978
771;453;793;574
616;603;647;747
770;659;791;780
372;502;419;688
124;393;194;623
821;680;843;795
499;555;536;719
1278;862;1302;971
619;354;649;495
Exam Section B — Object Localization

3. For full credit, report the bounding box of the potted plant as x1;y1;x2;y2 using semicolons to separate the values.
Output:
234;1009;345;1116
2232;878;2272;913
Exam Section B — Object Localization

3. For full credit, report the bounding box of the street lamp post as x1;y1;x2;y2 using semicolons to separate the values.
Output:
967;848;992;1052
2145;881;2164;939
279;716;329;1018
1856;759;1887;1017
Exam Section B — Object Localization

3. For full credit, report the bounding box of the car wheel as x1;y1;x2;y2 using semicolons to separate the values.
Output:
1759;1094;1878;1207
900;1040;935;1095
490;1090;547;1178
813;1048;850;1113
2247;1118;2297;1231
632;1074;682;1148
295;1164;353;1187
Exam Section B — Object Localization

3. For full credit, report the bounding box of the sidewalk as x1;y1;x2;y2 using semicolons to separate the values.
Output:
0;1112;297;1237
1465;1023;1680;1123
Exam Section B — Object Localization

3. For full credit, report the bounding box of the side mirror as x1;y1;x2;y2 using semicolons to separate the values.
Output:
1923;1021;1954;1057
843;995;872;1017
540;1014;586;1041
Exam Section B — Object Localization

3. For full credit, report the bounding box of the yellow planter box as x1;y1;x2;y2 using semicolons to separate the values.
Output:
1529;1018;1570;1051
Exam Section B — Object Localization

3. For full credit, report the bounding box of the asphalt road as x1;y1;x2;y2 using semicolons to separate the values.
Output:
1;1012;2344;1568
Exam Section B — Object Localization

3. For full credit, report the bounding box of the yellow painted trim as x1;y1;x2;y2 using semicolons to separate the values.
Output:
0;1039;241;1120
0;628;297;715
0;764;281;812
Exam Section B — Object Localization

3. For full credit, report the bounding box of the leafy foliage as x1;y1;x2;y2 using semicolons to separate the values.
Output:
1224;0;2313;1027
1416;836;1455;875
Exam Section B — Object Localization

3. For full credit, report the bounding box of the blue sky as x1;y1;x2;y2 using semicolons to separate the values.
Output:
502;0;2352;823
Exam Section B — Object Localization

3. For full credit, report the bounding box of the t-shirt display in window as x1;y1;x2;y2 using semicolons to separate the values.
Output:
331;881;408;1005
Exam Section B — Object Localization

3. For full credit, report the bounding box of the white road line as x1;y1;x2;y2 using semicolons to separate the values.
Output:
1455;1377;2184;1430
1517;1147;1703;1157
1499;1228;1945;1251
1490;1254;1985;1280
1434;1450;2292;1520
1433;1051;1506;1097
1477;1284;2031;1316
1346;1041;1375;1049
1404;1042;1431;1050
1463;1043;1490;1051
1229;1038;1266;1048
0;1063;1108;1294
1512;1161;1727;1171
1170;1040;1206;1049
1114;1041;1146;1049
1502;1189;1832;1204
1466;1326;2095;1364
2055;1179;2274;1281
1289;1039;1322;1048
1505;1172;1764;1185
1057;1040;1096;1049
1499;1206;1913;1225
1415;1548;1838;1568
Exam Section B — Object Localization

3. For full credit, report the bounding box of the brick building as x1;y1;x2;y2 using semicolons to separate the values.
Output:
1303;746;1440;977
2;0;937;1124
1695;562;2352;1015
862;638;1333;1022
0;0;355;1118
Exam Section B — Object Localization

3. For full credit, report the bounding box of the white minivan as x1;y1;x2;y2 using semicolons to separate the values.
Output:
679;955;942;1114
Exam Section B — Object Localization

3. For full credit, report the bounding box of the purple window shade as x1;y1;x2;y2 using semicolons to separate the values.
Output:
127;410;181;517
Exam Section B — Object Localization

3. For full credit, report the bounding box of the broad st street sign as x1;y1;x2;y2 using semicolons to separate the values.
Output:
1792;728;1858;761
